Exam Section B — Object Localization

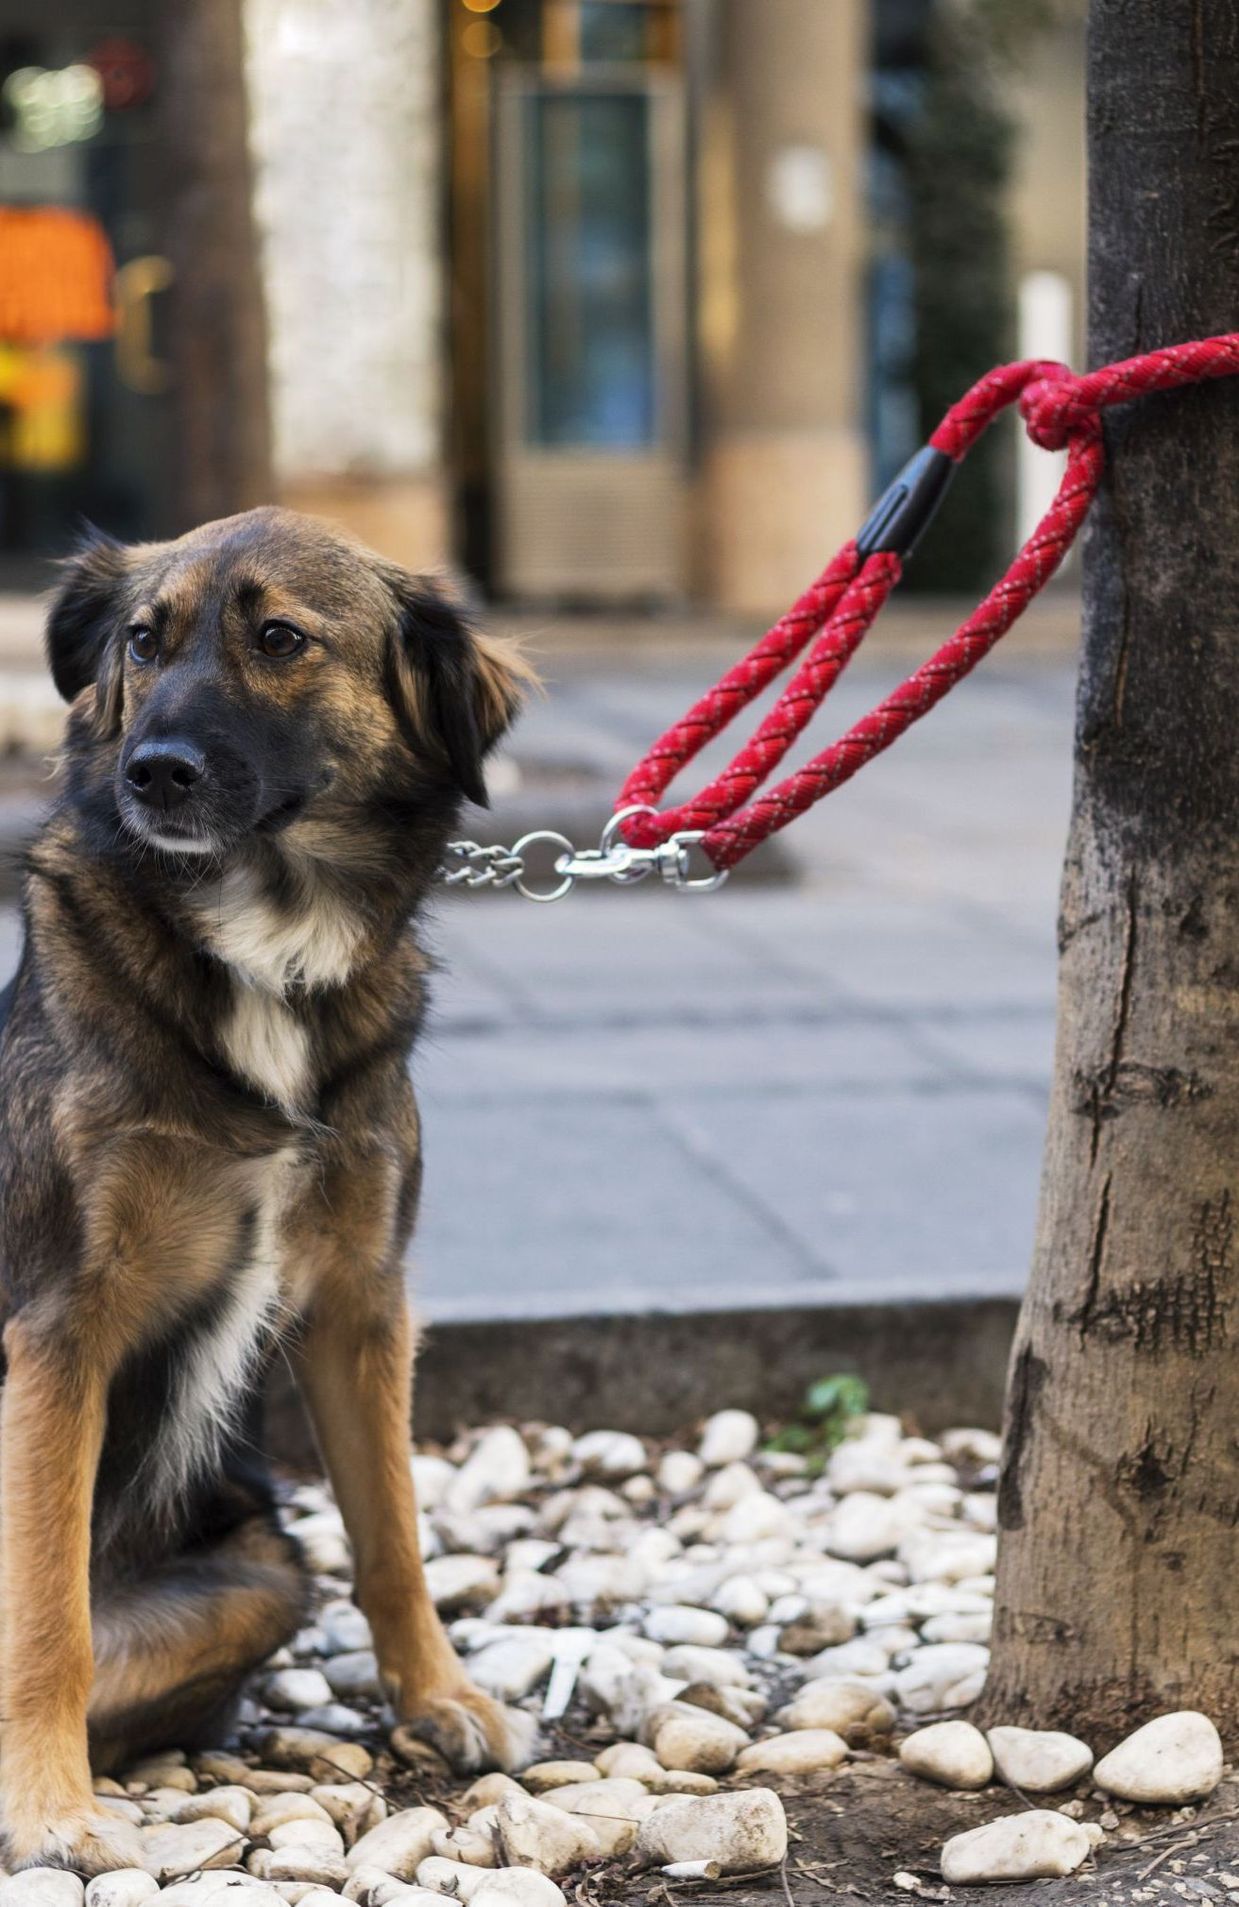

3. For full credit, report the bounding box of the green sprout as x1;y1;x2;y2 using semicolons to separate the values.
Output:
766;1373;870;1475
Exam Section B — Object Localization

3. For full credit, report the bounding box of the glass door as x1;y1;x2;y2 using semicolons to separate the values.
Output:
528;87;655;452
493;66;688;600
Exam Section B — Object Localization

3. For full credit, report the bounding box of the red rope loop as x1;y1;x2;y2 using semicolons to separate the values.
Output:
616;332;1239;872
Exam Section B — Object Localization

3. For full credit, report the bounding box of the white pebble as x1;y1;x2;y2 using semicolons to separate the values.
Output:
0;1881;85;1907
595;1742;664;1782
492;1793;601;1874
644;1606;728;1648
894;1643;989;1714
415;1863;490;1902
431;1825;496;1867
522;1761;600;1794
142;1819;246;1882
411;1454;457;1509
322;1650;382;1701
257;1728;374;1780
899;1721;994;1790
1093;1711;1223;1804
710;1575;769;1627
469;1634;556;1701
265;1668;335;1713
940;1810;1091;1884
778;1681;896;1739
735;1730;847;1776
652;1708;749;1774
827;1494;916;1562
920;1610;992;1645
702;1463;760;1511
260;1851;350;1889
85;1878;159;1907
320;1600;372;1654
573;1430;647;1478
939;1427;1002;1467
827;1444;909;1497
699;1410;760;1468
250;1798;333;1839
718;1493;793;1544
471;1873;566;1907
987;1726;1093;1794
802;1638;890;1681
160;1882;277;1907
290;1511;351;1576
174;1789;254;1834
446;1427;531;1514
347;1809;450;1880
661;1644;750;1688
539;1779;648;1857
268;1822;344;1856
424;1554;501;1613
311;1784;386;1844
635;1789;787;1873
658;1451;705;1496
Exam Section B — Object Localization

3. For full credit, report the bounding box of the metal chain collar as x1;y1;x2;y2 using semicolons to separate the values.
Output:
437;805;729;903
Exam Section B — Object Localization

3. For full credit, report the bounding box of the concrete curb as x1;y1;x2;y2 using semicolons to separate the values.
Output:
265;1294;1019;1462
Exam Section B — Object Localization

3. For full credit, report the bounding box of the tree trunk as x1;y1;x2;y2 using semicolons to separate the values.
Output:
983;0;1239;1746
155;0;274;526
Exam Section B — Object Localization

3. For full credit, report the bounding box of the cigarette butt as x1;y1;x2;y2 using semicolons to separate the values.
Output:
661;1862;721;1880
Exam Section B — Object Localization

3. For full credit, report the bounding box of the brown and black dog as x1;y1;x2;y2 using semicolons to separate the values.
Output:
0;507;535;1874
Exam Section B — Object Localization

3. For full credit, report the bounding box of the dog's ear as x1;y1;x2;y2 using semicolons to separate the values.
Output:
384;571;531;807
47;528;130;732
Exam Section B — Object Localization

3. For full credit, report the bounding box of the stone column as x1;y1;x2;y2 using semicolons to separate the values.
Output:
243;0;447;568
701;0;867;616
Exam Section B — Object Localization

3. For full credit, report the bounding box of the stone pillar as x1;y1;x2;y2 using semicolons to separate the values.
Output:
701;0;867;616
243;0;447;568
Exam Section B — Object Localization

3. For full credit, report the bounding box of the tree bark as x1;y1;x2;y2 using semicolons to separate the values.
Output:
155;0;274;526
983;0;1239;1746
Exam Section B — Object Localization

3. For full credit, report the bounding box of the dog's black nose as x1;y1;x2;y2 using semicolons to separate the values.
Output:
124;741;206;812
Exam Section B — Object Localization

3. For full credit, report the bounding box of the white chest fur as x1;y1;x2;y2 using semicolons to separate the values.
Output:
196;866;363;993
145;1148;297;1516
196;864;362;1115
223;985;312;1113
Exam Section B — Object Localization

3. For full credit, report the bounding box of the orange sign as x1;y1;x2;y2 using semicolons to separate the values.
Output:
0;206;116;345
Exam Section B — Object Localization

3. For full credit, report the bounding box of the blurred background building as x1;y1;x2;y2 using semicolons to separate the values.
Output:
0;0;1084;611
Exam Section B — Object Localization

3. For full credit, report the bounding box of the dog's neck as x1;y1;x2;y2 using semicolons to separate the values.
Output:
186;857;369;996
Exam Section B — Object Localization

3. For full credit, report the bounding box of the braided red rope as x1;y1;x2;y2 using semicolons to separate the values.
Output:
616;333;1239;872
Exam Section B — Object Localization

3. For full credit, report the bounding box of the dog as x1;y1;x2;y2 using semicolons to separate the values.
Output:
0;506;536;1874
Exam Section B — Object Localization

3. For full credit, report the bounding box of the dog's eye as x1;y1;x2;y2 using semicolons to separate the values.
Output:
128;626;159;663
258;621;306;659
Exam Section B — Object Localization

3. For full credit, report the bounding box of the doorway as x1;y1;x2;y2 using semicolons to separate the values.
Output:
446;0;690;602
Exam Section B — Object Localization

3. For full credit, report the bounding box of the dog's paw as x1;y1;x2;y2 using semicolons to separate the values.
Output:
6;1805;145;1875
394;1684;537;1773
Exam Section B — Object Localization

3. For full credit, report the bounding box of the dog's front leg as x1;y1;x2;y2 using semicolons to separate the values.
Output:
0;1319;143;1874
294;1291;535;1773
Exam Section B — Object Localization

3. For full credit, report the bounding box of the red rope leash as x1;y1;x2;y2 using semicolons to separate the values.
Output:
616;333;1239;873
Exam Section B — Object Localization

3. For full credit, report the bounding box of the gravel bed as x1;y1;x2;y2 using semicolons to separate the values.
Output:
5;1408;1233;1903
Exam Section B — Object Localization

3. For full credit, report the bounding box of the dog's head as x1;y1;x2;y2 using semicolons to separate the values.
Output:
46;507;529;867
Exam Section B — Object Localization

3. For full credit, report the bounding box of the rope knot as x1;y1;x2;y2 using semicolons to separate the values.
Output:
1019;373;1100;451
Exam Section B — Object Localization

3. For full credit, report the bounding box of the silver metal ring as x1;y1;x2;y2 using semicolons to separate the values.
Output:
511;830;576;902
600;804;660;884
600;804;660;853
666;831;730;892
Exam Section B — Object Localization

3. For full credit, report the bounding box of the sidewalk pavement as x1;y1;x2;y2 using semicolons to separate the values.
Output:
414;605;1076;1327
0;589;1080;1422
